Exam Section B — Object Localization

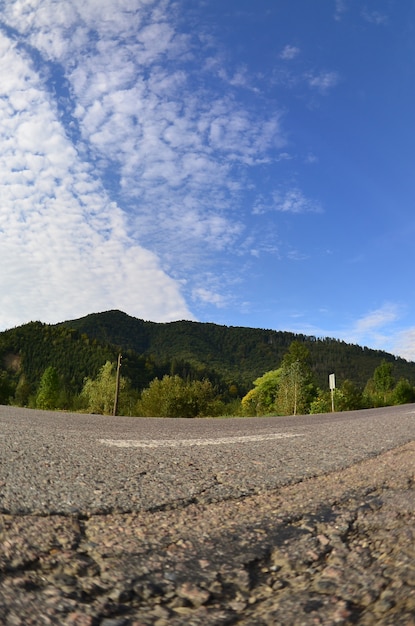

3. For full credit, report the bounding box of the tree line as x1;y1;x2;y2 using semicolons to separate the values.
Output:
21;341;415;417
1;312;415;416
56;310;415;391
240;342;415;416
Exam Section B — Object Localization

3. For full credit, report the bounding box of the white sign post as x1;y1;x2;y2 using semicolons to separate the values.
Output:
329;373;336;413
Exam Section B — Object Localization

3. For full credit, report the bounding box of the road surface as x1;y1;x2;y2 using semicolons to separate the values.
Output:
0;404;415;624
0;403;414;515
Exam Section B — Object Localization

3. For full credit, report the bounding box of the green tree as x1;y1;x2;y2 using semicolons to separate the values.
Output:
0;371;15;405
14;374;31;407
373;360;394;399
275;342;315;415
241;369;281;416
392;378;415;405
310;380;364;414
136;375;221;417
309;388;332;414
281;340;312;370
36;366;61;410
81;361;129;415
336;380;364;411
275;360;307;415
364;360;395;407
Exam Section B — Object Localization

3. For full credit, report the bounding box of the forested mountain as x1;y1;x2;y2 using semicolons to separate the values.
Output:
58;309;415;390
0;319;164;405
1;309;414;409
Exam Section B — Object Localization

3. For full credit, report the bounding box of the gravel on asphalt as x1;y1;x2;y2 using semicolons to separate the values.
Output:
0;440;414;625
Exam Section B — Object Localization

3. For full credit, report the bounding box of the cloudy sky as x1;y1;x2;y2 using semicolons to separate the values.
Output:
1;0;415;361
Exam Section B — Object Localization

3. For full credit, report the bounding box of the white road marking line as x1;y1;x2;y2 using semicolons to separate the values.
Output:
98;433;304;449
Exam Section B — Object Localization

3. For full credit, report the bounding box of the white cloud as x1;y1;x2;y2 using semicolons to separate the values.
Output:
0;0;315;327
287;249;309;261
192;288;228;308
286;303;415;362
280;45;300;60
352;304;400;336
273;188;322;214
0;28;191;329
392;328;415;363
334;303;413;359
345;304;415;362
305;153;318;164
334;0;348;21
252;188;321;215
307;71;340;93
361;10;388;26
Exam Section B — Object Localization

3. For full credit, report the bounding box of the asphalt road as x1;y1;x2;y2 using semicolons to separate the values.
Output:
0;404;414;516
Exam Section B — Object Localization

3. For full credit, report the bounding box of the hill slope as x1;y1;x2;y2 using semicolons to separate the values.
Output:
1;310;414;407
58;310;415;390
0;319;162;404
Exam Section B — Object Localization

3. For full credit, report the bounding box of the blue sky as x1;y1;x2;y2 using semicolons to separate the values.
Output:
0;0;415;361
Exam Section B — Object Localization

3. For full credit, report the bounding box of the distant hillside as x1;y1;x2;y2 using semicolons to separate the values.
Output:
58;310;415;391
1;310;414;407
0;319;164;404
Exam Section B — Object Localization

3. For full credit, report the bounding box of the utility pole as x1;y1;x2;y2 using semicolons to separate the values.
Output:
113;353;122;416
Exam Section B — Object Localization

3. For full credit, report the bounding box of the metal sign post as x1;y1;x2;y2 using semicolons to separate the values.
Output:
329;373;336;413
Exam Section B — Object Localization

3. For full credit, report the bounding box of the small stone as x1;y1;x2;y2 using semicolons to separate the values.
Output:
229;599;247;612
313;578;338;593
317;534;331;546
133;580;163;600
331;600;352;623
321;566;343;580
272;579;286;591
177;582;210;607
172;606;194;616
107;586;133;603
151;606;170;619
375;590;396;613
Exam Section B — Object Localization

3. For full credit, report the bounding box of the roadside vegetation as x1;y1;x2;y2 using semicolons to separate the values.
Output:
2;347;415;419
0;312;414;417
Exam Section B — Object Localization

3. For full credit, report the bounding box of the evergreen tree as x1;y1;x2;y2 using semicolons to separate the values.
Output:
36;366;61;410
364;360;395;407
0;371;14;405
373;360;395;400
336;380;364;411
14;375;32;407
392;378;415;405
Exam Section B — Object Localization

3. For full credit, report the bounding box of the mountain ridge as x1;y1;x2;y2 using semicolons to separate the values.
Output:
1;309;414;409
57;309;415;389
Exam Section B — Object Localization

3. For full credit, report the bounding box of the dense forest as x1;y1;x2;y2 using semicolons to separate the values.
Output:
0;309;414;415
57;310;415;389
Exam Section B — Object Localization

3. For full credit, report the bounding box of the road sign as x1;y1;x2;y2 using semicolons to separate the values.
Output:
329;373;336;412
